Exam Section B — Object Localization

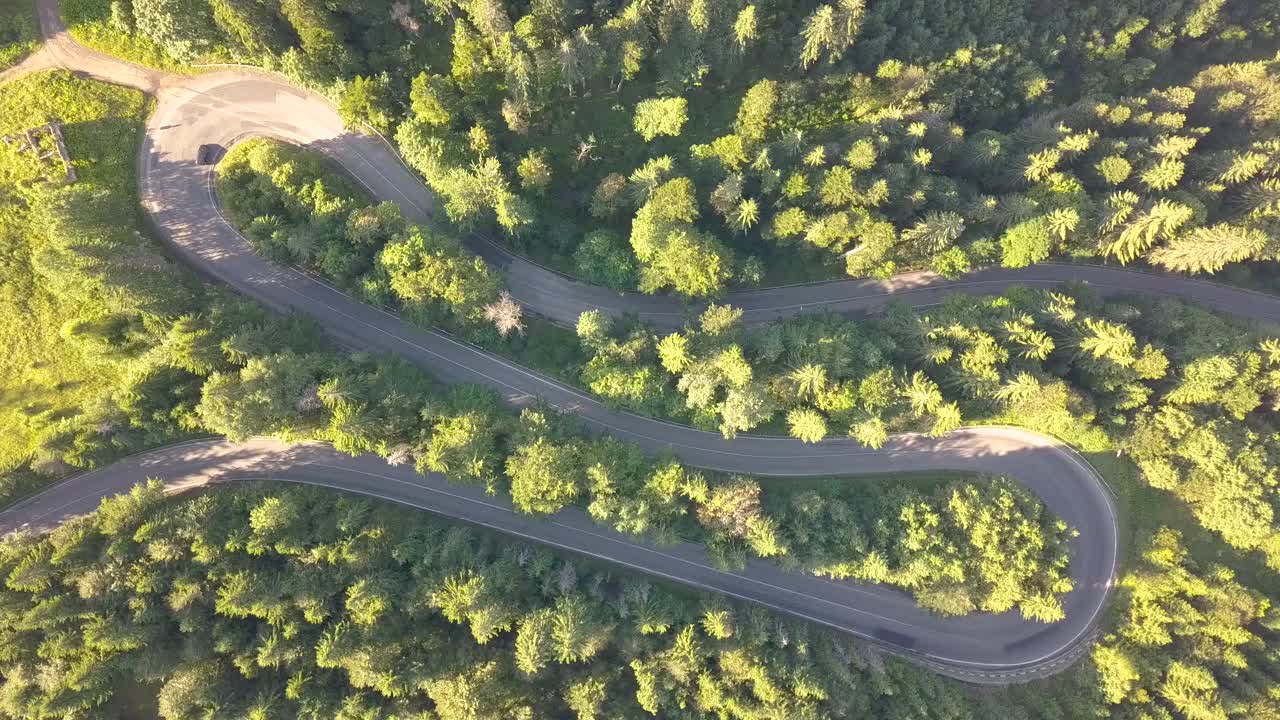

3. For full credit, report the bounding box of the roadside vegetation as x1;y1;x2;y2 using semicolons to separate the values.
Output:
4;1;1280;717
0;0;38;70
218;137;1280;585
208;135;1280;719
0;482;1023;719
61;0;198;72
572;291;1280;575
66;0;1280;293
1;73;1073;627
0;71;168;488
1;480;1277;720
214;139;1074;621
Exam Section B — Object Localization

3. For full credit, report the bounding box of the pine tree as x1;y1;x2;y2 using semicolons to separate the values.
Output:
633;97;689;141
798;5;835;69
1218;150;1270;185
1077;318;1137;366
552;595;609;664
564;676;609;720
850;416;888;448
902;372;944;415
1149;224;1271;273
1238;177;1280;218
1023;148;1061;182
1096;155;1132;185
1101;199;1194;263
1140;157;1185;191
733;6;759;51
733;198;759;231
515;609;554;675
787;407;828;443
902;212;966;254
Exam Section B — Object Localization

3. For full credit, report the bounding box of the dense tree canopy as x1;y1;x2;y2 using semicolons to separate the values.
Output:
71;0;1280;295
217;139;508;330
570;286;1280;575
16;4;1280;716
1093;528;1280;720
215;140;1280;582
0;482;1084;720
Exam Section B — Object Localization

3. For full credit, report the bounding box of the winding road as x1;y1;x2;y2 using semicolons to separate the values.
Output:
5;0;1278;682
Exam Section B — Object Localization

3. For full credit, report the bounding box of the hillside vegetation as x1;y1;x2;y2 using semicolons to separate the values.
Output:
0;481;1277;720
0;75;1074;625
218;138;1280;582
213;139;1076;620
69;0;1280;294
0;72;164;481
206;139;1280;720
5;1;1280;717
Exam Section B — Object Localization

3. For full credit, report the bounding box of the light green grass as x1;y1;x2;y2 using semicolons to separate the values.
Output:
0;0;39;71
0;71;146;473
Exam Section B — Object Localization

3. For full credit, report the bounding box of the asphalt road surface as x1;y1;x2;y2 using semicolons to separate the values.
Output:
0;435;1110;684
12;0;1280;682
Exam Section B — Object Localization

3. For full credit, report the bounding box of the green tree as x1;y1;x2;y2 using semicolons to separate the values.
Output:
574;230;637;289
131;0;219;61
902;212;965;254
735;80;777;144
514;609;554;675
1149;224;1272;273
209;0;288;55
281;0;350;76
338;75;396;135
1000;217;1053;268
787;407;828;443
564;676;609;720
507;436;583;514
197;353;325;440
516;149;553;195
378;227;502;321
410;73;462;126
552;594;611;664
633;97;689;141
631;178;733;297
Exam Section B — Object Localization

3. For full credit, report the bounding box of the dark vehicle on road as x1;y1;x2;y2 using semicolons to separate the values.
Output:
197;143;225;165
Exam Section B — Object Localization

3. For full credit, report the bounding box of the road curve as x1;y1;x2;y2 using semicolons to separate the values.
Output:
21;0;1280;332
0;435;1110;684
29;0;1280;681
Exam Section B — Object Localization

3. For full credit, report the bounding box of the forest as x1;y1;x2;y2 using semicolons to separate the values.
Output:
1;70;1276;720
0;74;1081;720
208;115;1280;717
2;0;1280;715
217;135;1280;578
0;482;1277;719
215;141;1084;622
65;0;1280;295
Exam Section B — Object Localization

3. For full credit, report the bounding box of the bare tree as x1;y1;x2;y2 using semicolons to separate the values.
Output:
484;291;525;337
575;134;598;167
385;444;413;466
295;384;323;413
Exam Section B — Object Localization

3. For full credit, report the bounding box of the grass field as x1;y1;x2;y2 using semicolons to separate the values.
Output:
0;71;146;482
0;0;39;71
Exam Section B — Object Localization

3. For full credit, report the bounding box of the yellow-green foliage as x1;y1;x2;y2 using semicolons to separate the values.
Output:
0;71;145;472
61;0;193;72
